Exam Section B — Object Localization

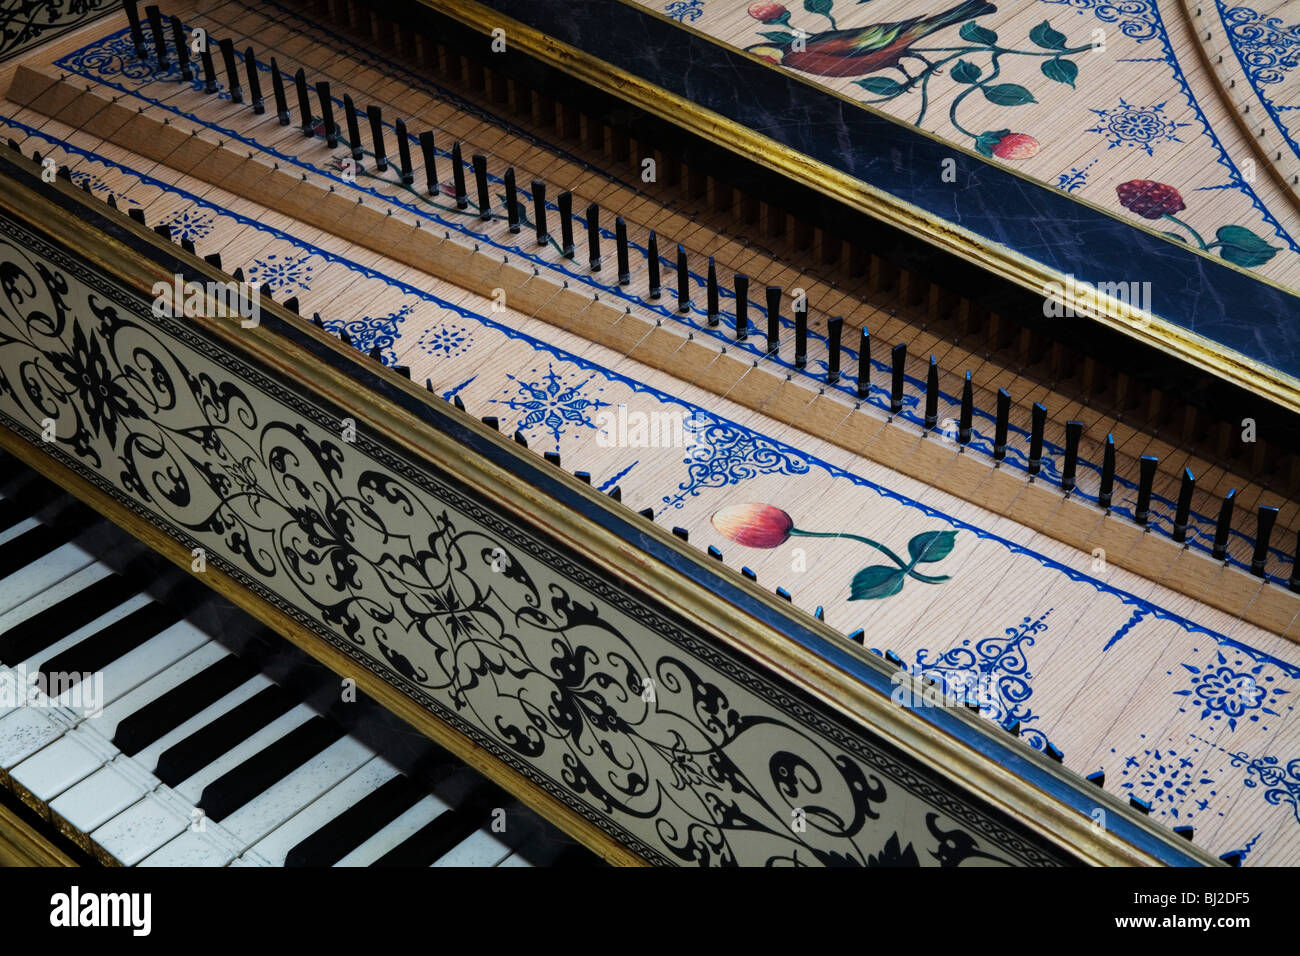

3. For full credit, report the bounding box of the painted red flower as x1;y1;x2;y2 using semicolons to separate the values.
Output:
748;3;790;24
711;503;794;548
1116;180;1186;219
991;132;1039;160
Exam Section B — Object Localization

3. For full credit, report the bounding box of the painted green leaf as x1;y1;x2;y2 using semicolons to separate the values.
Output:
857;76;906;95
974;128;1011;157
951;59;982;84
759;30;799;44
982;83;1036;106
850;565;906;600
1214;225;1279;268
908;530;958;564
804;0;834;14
1041;58;1078;87
1029;20;1067;50
959;21;998;45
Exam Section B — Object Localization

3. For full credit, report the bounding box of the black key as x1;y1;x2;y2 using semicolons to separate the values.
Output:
198;715;345;821
38;599;184;686
284;774;427;866
0;479;60;534
0;571;136;666
154;684;297;785
0;522;82;581
113;654;256;757
370;786;496;866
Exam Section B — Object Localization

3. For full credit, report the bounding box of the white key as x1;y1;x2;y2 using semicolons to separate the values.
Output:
218;735;373;846
334;793;449;867
0;707;73;771
8;724;119;803
48;755;158;834
433;827;515;867
139;824;244;867
0;515;40;550
0;541;98;614
60;620;208;716
96;641;225;743
496;853;535;867
172;704;314;803
91;788;194;866
243;757;398;865
132;673;273;773
0;561;114;634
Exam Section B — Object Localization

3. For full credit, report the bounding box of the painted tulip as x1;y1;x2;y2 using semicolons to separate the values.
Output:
711;502;794;548
1116;180;1185;219
748;3;790;24
991;132;1039;161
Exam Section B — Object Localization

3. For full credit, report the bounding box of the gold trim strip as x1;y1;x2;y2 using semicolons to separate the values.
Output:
408;0;1300;417
0;164;1221;866
0;798;77;867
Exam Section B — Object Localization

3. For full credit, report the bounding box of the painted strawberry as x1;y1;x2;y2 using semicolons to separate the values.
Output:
1116;180;1186;219
748;3;791;25
991;132;1039;160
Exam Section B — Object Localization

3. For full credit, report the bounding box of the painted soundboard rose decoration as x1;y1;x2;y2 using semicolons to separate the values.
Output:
746;2;1089;159
711;503;956;600
1116;180;1280;268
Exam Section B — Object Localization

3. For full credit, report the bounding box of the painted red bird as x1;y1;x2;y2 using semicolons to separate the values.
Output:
747;0;998;78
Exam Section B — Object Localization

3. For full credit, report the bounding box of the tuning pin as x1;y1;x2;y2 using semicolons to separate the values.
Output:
451;142;468;209
1002;718;1020;736
481;416;499;430
1172;825;1195;841
765;286;780;355
204;253;222;268
793;296;808;368
705;258;719;324
472;154;490;220
1129;796;1152;814
1062;421;1083;491
1172;468;1195;543
615;218;630;284
544;451;561;467
1027;403;1047;476
741;566;757;581
513;431;527;448
857;327;870;399
338;330;351;346
1134;455;1158;525
419;131;438;193
153;224;172;241
884;650;904;668
672;527;689;542
608;485;621;502
639;507;655;520
295;70;313;136
814;606;824;621
1044;742;1064;762
646;231;661;298
1220;850;1244;867
501;168;519;231
586;203;601;270
775;586;791;601
180;237;195;253
218;38;242;103
395;119;413;184
846;629;866;645
367;105;387;169
342;94;363;160
312;313;324;327
734;274;749;340
992;388;1010;461
523;181;546;247
170;17;191;81
271;59;290;125
1098;433;1116;508
452;394;465;411
316;82;336;147
200;44;218;94
677;246;690;313
826;316;843;385
1289;528;1300;593
923;355;939;431
283;296;299;313
557;190;574;257
1252;505;1278;577
958;371;973;445
128;207;146;224
244;48;264;114
889;343;906;414
707;545;722;560
125;1;148;59
1085;769;1105;787
146;6;169;71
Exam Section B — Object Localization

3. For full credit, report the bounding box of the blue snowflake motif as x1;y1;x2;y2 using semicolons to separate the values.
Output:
419;323;474;358
492;365;610;451
1173;651;1289;731
160;209;214;243
247;253;315;295
664;0;705;22
1054;159;1098;193
1086;99;1190;155
1119;746;1217;820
